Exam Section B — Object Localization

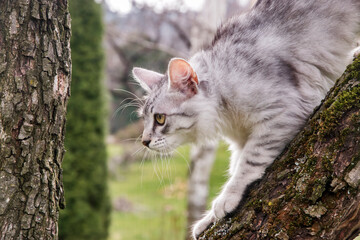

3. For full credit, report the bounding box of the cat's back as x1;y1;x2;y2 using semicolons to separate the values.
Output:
207;0;360;97
212;0;360;53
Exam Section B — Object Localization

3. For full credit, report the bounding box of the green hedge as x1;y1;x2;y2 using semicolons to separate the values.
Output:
59;1;110;239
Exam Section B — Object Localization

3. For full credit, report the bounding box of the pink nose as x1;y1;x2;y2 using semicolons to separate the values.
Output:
142;140;151;147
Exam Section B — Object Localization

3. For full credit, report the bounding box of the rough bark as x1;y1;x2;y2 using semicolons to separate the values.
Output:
198;57;360;240
0;1;71;239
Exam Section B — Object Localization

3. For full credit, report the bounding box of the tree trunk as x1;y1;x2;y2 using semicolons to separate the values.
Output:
198;57;360;239
0;1;71;239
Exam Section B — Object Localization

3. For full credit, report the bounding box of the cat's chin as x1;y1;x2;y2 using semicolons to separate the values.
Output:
147;146;175;155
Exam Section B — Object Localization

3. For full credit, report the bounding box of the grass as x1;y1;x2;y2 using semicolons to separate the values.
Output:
107;142;230;240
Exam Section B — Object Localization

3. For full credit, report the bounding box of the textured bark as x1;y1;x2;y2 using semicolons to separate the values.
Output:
199;57;360;240
0;1;71;239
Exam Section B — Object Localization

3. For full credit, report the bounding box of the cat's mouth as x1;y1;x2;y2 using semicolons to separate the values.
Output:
142;137;177;152
144;141;176;154
146;147;175;158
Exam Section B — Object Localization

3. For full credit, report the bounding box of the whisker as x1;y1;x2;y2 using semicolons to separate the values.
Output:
129;81;143;88
118;97;139;107
140;150;150;186
119;138;142;143
163;149;172;182
113;100;142;118
161;152;170;180
112;90;144;121
112;103;141;120
114;88;144;104
168;152;173;181
132;146;145;157
158;152;165;185
161;150;167;181
152;152;163;184
115;97;139;111
129;111;140;122
117;103;142;112
174;148;191;172
135;134;143;144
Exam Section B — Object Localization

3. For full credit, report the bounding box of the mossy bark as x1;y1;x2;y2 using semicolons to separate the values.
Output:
199;57;360;240
0;1;71;239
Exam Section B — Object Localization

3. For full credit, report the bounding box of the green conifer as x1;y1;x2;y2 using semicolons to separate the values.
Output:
59;1;110;239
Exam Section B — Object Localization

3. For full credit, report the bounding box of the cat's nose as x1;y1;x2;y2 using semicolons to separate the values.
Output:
142;140;151;147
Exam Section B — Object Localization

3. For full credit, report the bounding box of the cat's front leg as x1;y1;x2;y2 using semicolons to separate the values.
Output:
192;157;267;239
211;155;269;219
192;151;268;238
192;128;292;238
192;178;248;239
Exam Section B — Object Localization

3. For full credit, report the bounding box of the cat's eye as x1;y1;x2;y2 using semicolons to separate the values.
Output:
154;114;166;125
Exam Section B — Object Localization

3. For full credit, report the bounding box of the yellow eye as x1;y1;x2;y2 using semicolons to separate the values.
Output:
155;114;166;125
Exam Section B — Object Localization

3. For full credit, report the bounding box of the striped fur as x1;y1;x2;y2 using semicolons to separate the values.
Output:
132;0;360;238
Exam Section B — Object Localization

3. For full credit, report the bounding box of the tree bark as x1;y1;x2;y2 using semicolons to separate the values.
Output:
0;1;71;239
198;57;360;240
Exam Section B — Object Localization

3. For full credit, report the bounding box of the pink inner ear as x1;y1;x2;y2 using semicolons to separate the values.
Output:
168;58;199;96
169;60;191;82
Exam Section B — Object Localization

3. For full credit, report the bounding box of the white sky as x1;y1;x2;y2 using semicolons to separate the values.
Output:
106;0;250;14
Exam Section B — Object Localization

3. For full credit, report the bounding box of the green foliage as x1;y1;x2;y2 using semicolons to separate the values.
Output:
59;1;110;239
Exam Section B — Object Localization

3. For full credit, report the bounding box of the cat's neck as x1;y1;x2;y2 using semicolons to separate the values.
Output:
189;50;257;143
190;51;222;95
188;51;237;142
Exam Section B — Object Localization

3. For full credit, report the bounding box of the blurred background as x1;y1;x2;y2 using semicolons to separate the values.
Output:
59;0;254;239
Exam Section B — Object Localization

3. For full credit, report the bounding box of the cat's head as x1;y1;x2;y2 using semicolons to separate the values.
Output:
133;58;204;152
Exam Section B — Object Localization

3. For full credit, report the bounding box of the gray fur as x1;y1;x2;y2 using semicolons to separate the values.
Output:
132;0;360;238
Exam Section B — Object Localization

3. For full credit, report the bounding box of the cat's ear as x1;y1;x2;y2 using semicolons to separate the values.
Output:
132;67;164;92
168;58;198;97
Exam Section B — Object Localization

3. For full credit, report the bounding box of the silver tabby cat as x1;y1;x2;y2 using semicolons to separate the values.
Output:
132;0;360;238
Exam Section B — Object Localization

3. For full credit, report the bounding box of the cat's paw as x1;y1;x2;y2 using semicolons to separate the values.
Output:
191;190;240;239
192;211;217;239
212;190;240;219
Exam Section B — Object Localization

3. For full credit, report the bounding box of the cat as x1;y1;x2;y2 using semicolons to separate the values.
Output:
131;0;360;238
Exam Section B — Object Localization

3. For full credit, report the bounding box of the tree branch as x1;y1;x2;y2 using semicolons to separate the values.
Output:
107;29;189;58
199;57;360;240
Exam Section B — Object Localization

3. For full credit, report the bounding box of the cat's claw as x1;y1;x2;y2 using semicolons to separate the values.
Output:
192;211;217;239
